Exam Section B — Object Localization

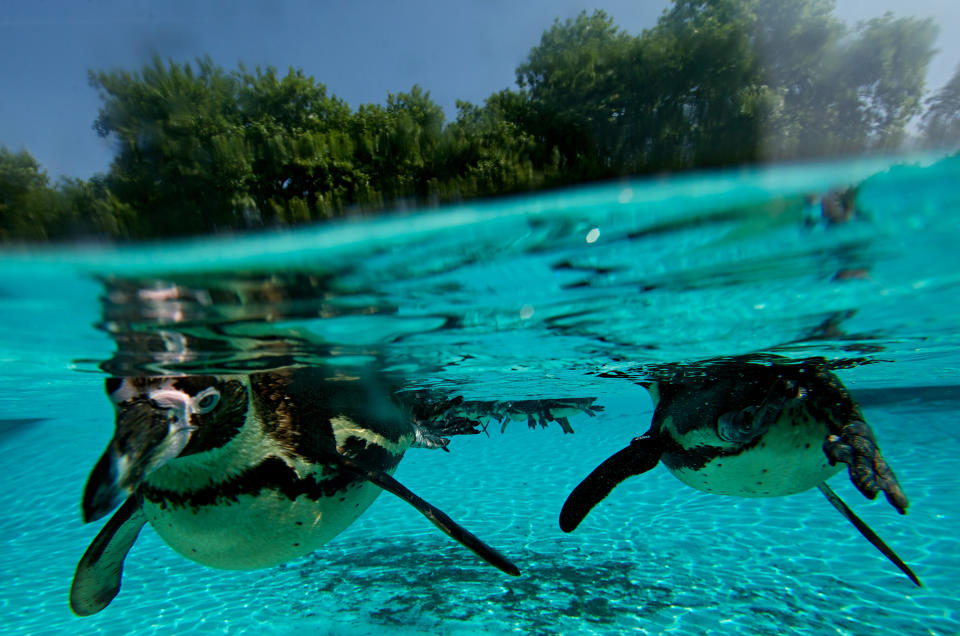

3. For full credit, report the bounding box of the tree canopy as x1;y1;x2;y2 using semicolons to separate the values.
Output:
922;64;960;147
0;0;949;242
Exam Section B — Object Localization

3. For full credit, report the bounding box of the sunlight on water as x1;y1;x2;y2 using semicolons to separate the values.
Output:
0;155;958;635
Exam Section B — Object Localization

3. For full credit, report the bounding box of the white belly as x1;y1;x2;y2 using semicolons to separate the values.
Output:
143;478;385;569
667;407;843;497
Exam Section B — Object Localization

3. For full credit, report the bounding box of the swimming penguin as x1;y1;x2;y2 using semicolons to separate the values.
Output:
560;356;920;586
70;367;520;616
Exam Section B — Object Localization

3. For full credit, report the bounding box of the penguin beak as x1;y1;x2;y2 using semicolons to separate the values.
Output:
82;394;197;523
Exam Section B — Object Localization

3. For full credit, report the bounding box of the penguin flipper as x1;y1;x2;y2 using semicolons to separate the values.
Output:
70;495;147;616
332;453;521;577
817;482;921;587
560;434;662;533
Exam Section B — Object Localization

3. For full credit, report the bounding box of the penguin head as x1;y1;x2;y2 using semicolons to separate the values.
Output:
82;375;248;522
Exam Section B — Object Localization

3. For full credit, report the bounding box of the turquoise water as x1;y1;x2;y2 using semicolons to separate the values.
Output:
1;154;958;634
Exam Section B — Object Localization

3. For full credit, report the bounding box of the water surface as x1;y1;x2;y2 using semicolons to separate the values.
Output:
1;155;958;634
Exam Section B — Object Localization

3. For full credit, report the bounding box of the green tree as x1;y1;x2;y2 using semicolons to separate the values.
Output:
434;92;547;200
90;56;251;236
842;13;938;152
89;58;454;231
236;66;355;223
0;147;59;240
751;0;846;157
758;7;936;157
16;0;936;242
921;65;960;149
513;2;937;172
515;10;632;181
57;176;137;239
0;147;133;241
365;86;446;203
644;0;764;167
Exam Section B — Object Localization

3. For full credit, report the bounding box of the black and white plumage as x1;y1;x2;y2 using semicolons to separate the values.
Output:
560;356;920;586
70;367;520;616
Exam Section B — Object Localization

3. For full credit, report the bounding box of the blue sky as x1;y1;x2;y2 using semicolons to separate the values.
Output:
2;0;958;180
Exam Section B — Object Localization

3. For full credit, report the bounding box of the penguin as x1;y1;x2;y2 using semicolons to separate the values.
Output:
560;356;921;586
70;366;520;616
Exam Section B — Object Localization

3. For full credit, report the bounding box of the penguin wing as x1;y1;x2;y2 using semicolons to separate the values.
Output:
560;434;662;533
70;495;147;616
328;451;520;577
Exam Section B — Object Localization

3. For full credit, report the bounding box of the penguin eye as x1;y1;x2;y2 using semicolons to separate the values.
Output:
736;407;759;432
718;407;761;442
195;388;220;414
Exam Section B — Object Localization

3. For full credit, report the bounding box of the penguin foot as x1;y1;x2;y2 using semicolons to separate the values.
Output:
824;420;909;513
412;415;484;451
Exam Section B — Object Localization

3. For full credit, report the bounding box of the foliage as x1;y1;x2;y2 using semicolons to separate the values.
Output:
1;146;56;240
922;65;960;148
836;13;938;152
0;0;947;242
0;147;135;240
515;10;633;180
89;57;250;236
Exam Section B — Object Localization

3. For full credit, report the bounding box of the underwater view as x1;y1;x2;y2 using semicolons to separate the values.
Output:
0;154;958;634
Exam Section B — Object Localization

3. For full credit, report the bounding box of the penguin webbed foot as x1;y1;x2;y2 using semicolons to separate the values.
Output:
412;415;483;451
817;483;921;587
824;420;909;514
412;427;452;451
409;394;494;448
334;453;521;577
